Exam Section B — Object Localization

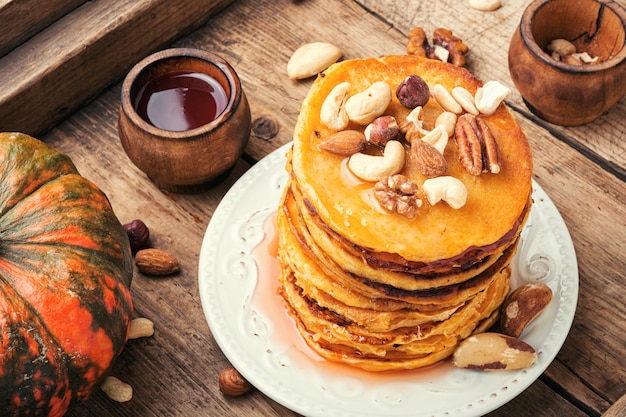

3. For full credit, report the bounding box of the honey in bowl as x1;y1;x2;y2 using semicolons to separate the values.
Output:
133;70;229;131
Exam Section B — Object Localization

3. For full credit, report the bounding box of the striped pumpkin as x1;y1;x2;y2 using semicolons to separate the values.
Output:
0;132;133;416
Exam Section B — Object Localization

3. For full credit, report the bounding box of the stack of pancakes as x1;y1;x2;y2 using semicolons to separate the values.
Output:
277;55;533;372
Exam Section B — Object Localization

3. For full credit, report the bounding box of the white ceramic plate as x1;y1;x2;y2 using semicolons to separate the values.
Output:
199;143;578;417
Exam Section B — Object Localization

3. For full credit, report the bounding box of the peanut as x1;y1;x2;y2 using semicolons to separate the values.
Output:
432;84;463;114
452;86;479;115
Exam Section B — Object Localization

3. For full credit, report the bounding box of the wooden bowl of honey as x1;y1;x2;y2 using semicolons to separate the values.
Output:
119;48;251;192
508;0;626;126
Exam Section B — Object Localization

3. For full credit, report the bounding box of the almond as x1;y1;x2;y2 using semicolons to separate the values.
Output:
500;283;552;338
411;138;447;178
318;130;366;155
135;248;180;276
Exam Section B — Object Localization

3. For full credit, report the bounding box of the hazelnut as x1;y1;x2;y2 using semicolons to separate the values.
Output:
219;367;253;396
396;75;430;109
123;219;150;254
364;115;400;147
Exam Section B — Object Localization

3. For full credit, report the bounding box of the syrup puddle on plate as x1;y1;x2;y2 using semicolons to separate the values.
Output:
248;211;454;387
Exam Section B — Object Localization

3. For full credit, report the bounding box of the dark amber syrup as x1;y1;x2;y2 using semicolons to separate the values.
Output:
134;71;228;131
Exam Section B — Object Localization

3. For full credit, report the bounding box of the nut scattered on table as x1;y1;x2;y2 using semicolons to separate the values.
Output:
123;219;150;254
287;42;343;80
128;317;155;339
407;27;469;67
453;332;537;371
469;0;502;12
135;248;180;276
101;376;133;402
219;367;253;396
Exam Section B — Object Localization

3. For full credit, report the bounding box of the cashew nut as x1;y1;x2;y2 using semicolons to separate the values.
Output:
345;81;392;125
420;126;449;155
546;38;576;59
469;0;502;12
475;80;510;115
348;140;405;182
432;84;463;114
452;86;479;115
128;317;155;339
435;111;457;137
320;81;351;130
101;376;133;402
287;42;343;80
433;45;450;62
423;176;468;209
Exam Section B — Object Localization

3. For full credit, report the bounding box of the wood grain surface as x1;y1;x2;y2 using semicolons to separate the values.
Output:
8;0;625;416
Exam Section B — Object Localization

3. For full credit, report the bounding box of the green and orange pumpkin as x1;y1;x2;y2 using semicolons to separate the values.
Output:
0;132;133;416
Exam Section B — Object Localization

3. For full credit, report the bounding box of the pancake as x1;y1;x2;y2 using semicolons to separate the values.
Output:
277;54;533;371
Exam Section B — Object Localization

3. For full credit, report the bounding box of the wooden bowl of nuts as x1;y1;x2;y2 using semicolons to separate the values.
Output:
508;0;626;126
119;48;251;192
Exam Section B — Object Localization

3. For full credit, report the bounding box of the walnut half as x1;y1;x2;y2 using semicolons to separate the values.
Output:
407;27;469;67
374;175;422;219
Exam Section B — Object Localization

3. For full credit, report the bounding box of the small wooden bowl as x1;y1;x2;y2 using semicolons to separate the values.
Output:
508;0;626;126
119;48;251;192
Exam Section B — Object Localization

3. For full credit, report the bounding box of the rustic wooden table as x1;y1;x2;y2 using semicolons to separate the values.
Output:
4;0;626;416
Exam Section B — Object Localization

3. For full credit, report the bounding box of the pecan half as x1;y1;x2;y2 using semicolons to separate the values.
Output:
476;117;501;174
455;114;501;175
411;138;448;178
374;175;422;218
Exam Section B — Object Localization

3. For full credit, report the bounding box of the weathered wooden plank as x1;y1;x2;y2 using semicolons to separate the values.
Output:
603;393;626;417
0;0;86;57
0;0;235;137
